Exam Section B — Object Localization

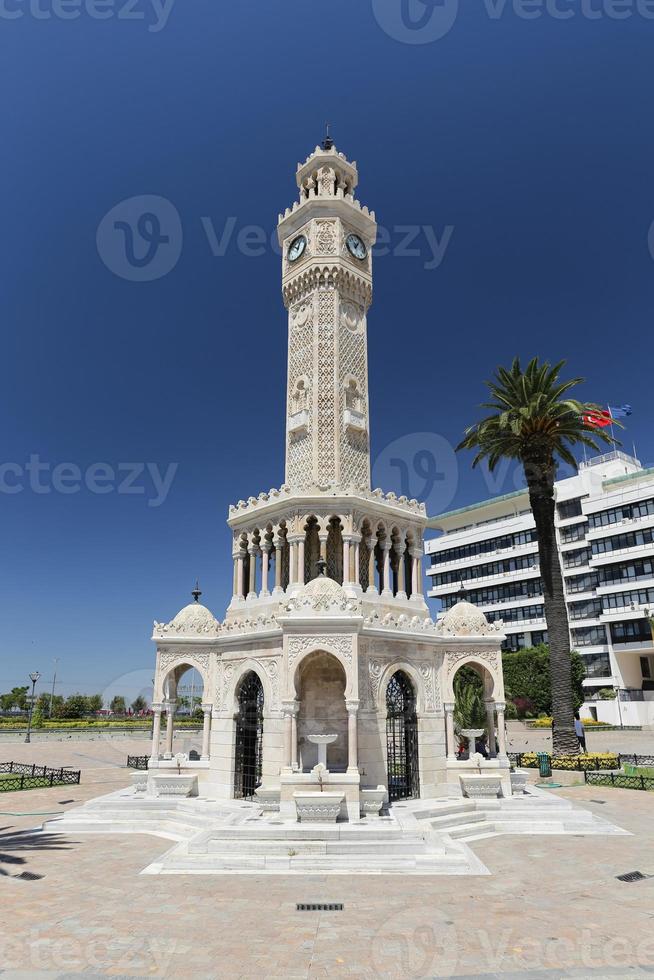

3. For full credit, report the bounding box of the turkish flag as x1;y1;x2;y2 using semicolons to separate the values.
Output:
583;410;612;428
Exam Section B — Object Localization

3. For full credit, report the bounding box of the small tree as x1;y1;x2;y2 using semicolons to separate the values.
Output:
0;687;29;712
63;693;89;719
110;695;127;715
131;695;147;715
453;667;486;730
86;694;103;714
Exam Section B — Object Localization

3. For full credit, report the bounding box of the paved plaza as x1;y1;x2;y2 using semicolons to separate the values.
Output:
0;734;653;977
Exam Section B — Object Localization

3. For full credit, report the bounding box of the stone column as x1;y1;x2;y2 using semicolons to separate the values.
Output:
342;535;352;584
247;544;258;598
411;549;424;597
297;536;305;585
366;537;377;593
201;703;212;761
149;703;163;764
381;541;393;596
444;702;456;760
236;552;245;599
273;536;284;593
232;556;238;598
396;543;407;599
485;701;497;758
164;700;176;759
260;542;271;597
352;534;361;587
282;701;295;770
495;702;508;758
291;707;299;770
346;700;360;772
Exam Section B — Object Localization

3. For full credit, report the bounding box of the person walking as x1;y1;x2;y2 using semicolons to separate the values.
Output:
574;711;586;753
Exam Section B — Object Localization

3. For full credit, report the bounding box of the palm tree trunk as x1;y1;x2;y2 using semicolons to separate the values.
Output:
524;458;579;755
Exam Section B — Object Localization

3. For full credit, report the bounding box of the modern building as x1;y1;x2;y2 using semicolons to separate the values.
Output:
426;451;654;727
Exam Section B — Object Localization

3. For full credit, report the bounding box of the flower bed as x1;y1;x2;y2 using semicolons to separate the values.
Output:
516;752;619;771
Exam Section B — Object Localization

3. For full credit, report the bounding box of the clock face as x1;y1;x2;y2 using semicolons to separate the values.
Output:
288;235;307;263
346;233;367;261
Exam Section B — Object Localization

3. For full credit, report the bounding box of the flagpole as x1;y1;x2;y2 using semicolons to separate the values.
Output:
608;405;615;444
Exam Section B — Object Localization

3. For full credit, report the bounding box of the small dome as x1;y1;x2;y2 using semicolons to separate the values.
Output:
170;602;219;633
439;600;492;637
298;576;346;600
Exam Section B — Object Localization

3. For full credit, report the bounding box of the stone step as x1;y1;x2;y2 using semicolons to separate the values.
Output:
160;851;468;875
410;802;476;820
444;821;496;839
429;811;487;830
196;836;436;857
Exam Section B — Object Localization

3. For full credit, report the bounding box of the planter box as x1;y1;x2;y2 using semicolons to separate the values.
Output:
459;774;503;799
360;787;386;816
131;771;148;793
149;773;198;798
255;787;280;812
293;791;344;823
510;771;528;794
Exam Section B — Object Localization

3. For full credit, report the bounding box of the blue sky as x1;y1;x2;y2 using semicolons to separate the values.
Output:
1;0;652;699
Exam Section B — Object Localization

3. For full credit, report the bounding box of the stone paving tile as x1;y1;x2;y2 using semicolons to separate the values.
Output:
2;740;654;977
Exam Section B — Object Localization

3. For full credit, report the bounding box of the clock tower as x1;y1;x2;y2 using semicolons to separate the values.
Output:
277;138;377;492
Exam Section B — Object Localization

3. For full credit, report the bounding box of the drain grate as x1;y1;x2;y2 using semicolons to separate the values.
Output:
616;871;651;883
15;872;44;881
297;903;343;912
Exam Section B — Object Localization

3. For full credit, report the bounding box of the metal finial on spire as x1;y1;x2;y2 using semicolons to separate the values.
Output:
316;557;328;577
191;580;202;603
322;121;334;151
458;581;467;600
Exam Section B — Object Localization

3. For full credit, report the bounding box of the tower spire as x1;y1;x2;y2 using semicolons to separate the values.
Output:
191;580;202;603
322;121;334;151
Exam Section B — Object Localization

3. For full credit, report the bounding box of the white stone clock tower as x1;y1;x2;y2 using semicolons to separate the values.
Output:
278;137;377;492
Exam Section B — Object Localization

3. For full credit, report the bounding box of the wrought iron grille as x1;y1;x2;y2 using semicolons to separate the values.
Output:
233;672;264;801
386;671;420;802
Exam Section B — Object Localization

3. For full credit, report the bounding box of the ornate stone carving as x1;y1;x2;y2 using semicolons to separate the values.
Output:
418;662;439;712
282;576;360;615
368;658;383;705
446;648;499;671
287;634;353;666
436;600;503;637
315;219;337;254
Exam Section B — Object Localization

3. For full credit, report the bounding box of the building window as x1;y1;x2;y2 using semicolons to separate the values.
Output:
571;625;608;647
609;620;653;645
502;633;527;653
641;657;652;679
598;559;654;586
569;598;603;620
441;578;543;609
531;630;549;646
486;604;544;625
557;498;584;520
566;572;599;594
429;528;538;567
583;653;612;678
588;497;654;530
561;524;587;544
563;548;591;569
591;527;654;557
602;587;654;612
432;553;539;588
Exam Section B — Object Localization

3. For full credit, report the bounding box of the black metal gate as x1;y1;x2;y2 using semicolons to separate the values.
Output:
234;671;264;800
386;670;420;802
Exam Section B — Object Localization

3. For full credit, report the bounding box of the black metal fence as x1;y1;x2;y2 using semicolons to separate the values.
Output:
619;754;654;767
585;770;654;791
127;755;149;770
0;761;81;792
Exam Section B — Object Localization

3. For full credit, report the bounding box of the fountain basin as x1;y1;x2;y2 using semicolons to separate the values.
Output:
293;791;344;823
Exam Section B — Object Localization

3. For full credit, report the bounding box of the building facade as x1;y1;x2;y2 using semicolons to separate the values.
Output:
426;452;654;727
147;140;512;810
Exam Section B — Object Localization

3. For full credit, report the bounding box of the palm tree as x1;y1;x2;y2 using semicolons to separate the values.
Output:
458;357;616;755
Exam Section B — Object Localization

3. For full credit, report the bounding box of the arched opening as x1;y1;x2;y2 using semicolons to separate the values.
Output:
233;671;264;800
304;516;320;584
296;651;348;771
386;670;420;801
451;662;495;758
156;664;207;763
326;516;343;583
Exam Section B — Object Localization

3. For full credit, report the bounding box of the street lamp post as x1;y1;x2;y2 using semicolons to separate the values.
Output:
25;671;41;744
49;658;60;718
